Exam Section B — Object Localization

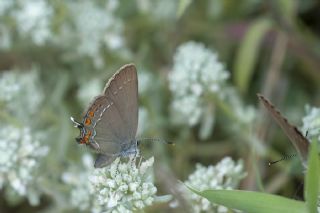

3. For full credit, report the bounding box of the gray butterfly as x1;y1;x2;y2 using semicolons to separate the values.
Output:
71;64;139;168
257;94;309;165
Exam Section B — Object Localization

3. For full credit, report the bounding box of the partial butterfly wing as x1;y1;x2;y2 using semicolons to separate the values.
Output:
102;64;138;141
257;94;309;164
82;95;122;155
92;64;138;167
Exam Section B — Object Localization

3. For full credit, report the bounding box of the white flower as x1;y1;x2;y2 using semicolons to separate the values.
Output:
14;0;53;45
0;125;48;205
90;157;156;212
182;157;246;213
169;41;230;126
0;68;44;119
301;105;320;142
60;1;125;67
65;156;157;212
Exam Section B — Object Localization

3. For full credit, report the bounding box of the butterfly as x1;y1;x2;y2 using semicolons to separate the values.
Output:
257;94;309;166
71;64;139;168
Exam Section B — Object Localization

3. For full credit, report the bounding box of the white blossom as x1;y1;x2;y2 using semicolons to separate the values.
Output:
64;156;157;213
0;69;44;120
58;1;125;68
0;126;48;205
13;0;53;45
169;41;229;126
182;157;246;213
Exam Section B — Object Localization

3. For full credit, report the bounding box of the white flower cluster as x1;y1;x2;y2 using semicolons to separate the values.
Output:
0;69;43;119
169;41;230;126
184;157;246;213
0;69;48;205
300;105;320;142
0;1;52;47
0;1;127;65
63;1;125;67
13;0;53;45
0;126;48;205
64;156;157;213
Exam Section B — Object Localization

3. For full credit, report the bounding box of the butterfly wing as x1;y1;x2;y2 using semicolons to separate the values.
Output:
102;64;138;141
94;154;117;168
92;64;138;161
257;94;309;164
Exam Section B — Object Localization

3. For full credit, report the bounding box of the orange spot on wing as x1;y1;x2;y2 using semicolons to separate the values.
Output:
81;131;92;144
88;111;95;117
85;118;91;125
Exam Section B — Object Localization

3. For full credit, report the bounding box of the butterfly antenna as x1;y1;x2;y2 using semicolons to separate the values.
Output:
138;138;174;145
268;154;297;166
70;117;83;128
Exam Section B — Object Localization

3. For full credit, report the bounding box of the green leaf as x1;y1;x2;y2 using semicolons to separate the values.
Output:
234;18;272;94
188;187;307;213
305;138;319;213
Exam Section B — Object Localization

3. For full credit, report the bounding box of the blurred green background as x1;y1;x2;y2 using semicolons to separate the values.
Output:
1;0;320;212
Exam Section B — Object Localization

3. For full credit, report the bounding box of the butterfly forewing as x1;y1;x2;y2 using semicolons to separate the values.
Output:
257;94;309;164
73;64;139;168
92;64;138;154
103;64;138;141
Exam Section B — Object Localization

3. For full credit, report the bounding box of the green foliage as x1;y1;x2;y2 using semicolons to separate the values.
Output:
305;138;319;213
234;18;272;94
189;187;307;213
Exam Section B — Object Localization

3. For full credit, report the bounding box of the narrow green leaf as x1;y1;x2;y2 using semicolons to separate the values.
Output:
305;138;319;213
234;18;272;94
188;187;306;213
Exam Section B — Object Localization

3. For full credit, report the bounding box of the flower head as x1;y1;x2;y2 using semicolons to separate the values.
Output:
0;68;43;119
0;126;48;205
59;1;126;68
169;41;229;126
183;157;246;213
13;0;53;45
65;156;157;213
0;68;48;205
